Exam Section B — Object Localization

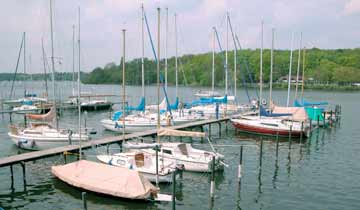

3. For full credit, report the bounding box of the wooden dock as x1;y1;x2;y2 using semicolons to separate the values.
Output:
0;117;230;168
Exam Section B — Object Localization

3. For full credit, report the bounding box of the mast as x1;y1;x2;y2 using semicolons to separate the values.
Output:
72;24;75;96
212;27;215;92
301;47;306;100
164;7;168;91
157;7;161;142
141;4;145;98
225;12;229;95
294;32;302;100
259;20;263;116
122;29;126;147
77;6;82;160
269;28;274;108
24;32;26;97
41;38;49;97
286;32;294;107
49;0;58;129
175;13;178;98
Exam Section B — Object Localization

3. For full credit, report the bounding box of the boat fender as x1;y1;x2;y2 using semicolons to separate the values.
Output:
261;99;267;106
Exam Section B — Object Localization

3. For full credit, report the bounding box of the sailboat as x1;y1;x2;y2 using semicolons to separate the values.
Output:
231;24;309;138
7;1;89;150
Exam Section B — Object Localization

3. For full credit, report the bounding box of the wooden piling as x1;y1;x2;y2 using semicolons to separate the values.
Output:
276;131;279;158
172;168;177;210
210;156;215;199
289;125;292;149
10;165;14;189
20;161;26;187
259;139;263;167
238;145;243;183
82;192;88;210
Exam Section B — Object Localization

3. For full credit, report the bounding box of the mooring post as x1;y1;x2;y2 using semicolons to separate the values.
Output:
82;192;88;210
330;110;333;126
119;141;123;153
215;103;219;120
20;161;26;187
300;122;304;144
238;145;243;183
259;139;263;167
172;168;177;210
225;121;228;134
322;112;326;128
218;122;221;137
289;125;292;149
276;131;279;159
309;119;313;137
200;126;204;143
9;112;12;123
10;165;14;189
63;152;67;164
210;156;215;199
208;123;212;137
317;115;320;127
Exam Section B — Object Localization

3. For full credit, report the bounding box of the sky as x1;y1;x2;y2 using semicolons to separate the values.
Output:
0;0;359;73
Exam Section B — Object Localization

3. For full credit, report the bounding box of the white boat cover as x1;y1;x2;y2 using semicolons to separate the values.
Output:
157;128;206;137
146;98;167;110
51;160;158;200
270;101;308;122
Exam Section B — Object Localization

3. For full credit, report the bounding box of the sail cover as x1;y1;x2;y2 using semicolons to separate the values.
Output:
26;106;55;122
270;101;309;122
157;128;206;137
52;160;158;200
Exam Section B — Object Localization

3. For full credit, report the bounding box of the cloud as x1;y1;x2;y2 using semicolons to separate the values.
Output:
343;0;360;15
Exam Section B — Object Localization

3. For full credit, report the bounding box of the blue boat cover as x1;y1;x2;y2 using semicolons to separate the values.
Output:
294;99;328;107
112;111;123;121
191;95;228;107
126;97;145;112
169;97;179;110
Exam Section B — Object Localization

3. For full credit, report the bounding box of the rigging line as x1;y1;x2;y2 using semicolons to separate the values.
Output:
9;33;25;100
235;34;259;99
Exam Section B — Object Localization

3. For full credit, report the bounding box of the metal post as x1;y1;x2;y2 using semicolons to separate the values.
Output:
238;145;243;183
20;162;26;187
82;192;88;210
210;156;215;199
259;139;263;167
289;125;292;149
172;168;177;210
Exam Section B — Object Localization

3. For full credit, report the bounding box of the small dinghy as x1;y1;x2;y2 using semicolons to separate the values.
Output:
51;160;171;201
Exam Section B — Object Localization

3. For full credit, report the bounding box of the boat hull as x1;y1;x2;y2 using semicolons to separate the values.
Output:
8;132;89;150
232;121;307;138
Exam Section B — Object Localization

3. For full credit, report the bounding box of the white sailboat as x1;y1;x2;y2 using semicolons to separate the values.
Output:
97;151;177;183
8;1;89;150
127;128;225;172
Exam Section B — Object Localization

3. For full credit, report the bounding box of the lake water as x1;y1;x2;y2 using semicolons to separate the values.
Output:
0;81;359;210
